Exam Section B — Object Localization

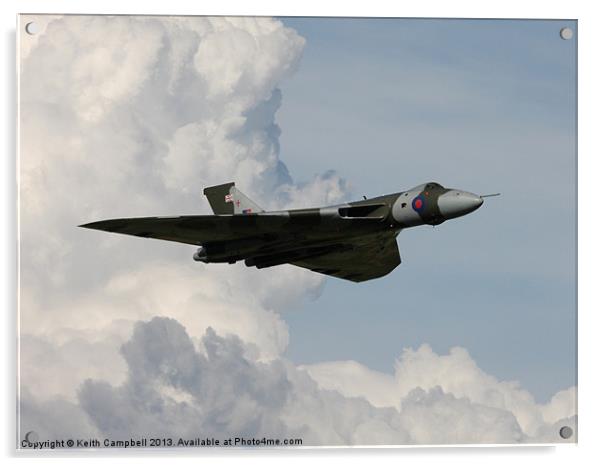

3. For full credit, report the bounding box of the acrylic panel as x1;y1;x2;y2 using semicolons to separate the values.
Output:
17;15;577;449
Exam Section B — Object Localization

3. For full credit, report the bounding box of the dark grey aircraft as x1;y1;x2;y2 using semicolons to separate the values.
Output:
80;182;498;282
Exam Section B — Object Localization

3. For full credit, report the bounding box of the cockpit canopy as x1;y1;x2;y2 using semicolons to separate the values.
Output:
409;182;444;192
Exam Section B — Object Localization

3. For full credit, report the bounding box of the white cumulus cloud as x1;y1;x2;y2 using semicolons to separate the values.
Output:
303;344;576;442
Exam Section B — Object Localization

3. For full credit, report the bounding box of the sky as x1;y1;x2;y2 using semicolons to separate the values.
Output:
17;15;576;447
278;18;577;403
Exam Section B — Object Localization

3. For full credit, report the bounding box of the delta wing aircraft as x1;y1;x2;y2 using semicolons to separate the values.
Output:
81;182;498;282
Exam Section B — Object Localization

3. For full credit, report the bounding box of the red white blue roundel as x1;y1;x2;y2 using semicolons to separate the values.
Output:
412;194;426;213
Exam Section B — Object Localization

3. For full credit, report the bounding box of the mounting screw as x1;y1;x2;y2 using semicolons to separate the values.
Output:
559;27;573;40
559;425;573;439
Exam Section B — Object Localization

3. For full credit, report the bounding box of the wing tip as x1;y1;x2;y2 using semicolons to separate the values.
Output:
78;219;125;232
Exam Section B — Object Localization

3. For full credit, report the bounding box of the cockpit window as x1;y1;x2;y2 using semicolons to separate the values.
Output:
410;182;443;192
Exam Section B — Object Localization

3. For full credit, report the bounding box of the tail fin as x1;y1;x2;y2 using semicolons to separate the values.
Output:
203;182;264;215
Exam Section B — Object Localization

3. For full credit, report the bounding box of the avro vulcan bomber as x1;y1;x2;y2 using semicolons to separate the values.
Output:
81;182;498;282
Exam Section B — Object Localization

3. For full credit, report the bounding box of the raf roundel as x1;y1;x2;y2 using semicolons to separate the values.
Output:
412;195;425;213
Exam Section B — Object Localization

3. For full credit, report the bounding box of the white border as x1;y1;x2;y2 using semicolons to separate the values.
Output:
3;0;599;465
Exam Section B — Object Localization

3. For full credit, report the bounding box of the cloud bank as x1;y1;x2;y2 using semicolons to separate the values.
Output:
19;15;337;399
22;317;575;445
18;15;575;447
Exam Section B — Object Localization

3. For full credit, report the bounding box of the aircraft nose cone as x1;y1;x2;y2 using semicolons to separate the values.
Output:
438;190;483;220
